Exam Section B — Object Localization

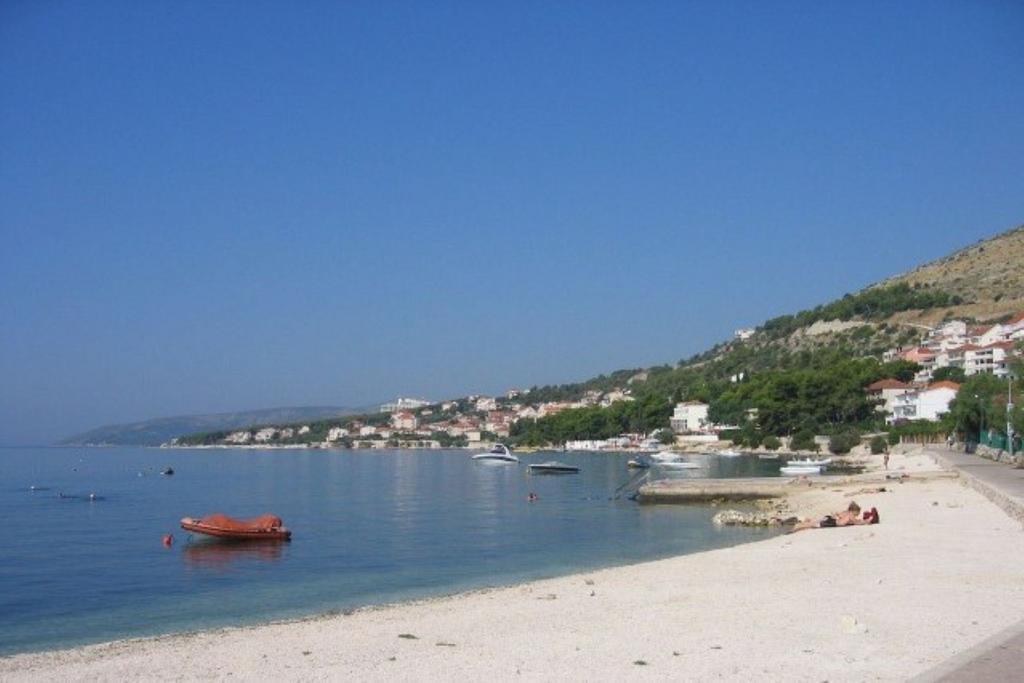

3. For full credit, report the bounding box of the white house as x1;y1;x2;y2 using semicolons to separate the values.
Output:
326;427;349;442
734;328;755;341
600;389;633;407
865;378;913;414
670;401;711;433
964;341;1015;378
225;430;251;444
391;411;419;431
379;397;431;413
475;397;498;412
888;381;960;424
253;427;277;443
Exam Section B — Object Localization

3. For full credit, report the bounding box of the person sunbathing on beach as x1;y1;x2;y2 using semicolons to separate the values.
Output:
791;502;879;532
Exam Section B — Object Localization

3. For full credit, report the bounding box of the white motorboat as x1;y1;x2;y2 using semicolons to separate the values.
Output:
780;465;823;476
626;458;650;469
657;461;701;470
471;443;519;463
649;451;682;462
528;461;580;474
718;448;742;457
787;458;832;467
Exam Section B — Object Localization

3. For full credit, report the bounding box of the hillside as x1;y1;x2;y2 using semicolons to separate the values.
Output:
878;224;1024;326
172;222;1024;448
61;406;365;446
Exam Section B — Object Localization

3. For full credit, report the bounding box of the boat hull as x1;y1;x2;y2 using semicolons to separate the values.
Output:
181;517;292;541
528;464;579;474
780;466;822;476
471;455;520;463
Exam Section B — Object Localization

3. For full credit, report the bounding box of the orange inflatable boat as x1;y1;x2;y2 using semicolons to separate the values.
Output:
180;513;292;541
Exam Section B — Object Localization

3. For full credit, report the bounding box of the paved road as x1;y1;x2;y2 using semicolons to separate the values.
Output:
915;447;1024;681
916;618;1024;682
934;447;1024;506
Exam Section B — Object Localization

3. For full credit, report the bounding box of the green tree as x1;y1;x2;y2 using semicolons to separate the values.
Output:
828;429;862;455
945;373;1005;441
932;366;966;384
790;429;817;451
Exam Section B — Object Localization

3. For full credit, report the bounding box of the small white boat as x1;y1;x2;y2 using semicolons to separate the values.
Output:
649;451;682;462
787;457;832;467
758;453;780;460
528;461;580;474
780;465;823;476
718;449;742;457
471;444;519;463
657;461;701;470
626;459;650;469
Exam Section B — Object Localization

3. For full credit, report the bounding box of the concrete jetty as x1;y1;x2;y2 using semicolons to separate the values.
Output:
637;470;959;504
637;477;797;503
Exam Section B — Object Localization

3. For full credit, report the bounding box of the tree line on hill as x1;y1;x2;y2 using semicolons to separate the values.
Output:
756;282;962;341
508;347;920;449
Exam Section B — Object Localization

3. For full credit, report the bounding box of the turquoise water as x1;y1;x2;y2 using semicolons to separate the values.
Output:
0;447;781;655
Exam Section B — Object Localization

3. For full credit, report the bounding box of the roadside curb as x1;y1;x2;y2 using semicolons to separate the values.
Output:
911;617;1024;682
928;450;1024;525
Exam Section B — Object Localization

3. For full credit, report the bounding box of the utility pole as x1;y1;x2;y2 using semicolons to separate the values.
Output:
975;393;985;448
1009;377;1020;467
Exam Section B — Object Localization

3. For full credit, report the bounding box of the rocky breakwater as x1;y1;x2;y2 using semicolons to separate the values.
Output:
712;509;799;527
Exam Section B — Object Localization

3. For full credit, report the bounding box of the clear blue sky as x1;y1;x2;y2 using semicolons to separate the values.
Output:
1;1;1022;444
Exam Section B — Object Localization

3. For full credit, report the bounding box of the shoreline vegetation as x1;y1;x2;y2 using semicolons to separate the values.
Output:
5;447;1024;680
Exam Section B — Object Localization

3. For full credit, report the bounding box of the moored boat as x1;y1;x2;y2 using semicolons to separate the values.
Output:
180;513;292;541
626;458;650;469
780;465;823;476
471;443;519;463
657;461;701;470
528;461;580;474
786;457;832;467
649;451;681;462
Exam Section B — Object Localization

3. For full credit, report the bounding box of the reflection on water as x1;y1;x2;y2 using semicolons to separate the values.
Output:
182;539;286;570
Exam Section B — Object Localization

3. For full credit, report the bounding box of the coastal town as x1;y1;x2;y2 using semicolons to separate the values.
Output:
172;312;1024;453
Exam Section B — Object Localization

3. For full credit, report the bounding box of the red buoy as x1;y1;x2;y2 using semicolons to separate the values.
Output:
162;534;174;547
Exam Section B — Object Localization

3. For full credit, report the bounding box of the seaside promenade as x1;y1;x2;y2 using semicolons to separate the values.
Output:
916;446;1024;681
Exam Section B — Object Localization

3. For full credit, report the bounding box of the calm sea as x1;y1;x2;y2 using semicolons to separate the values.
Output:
0;447;781;655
